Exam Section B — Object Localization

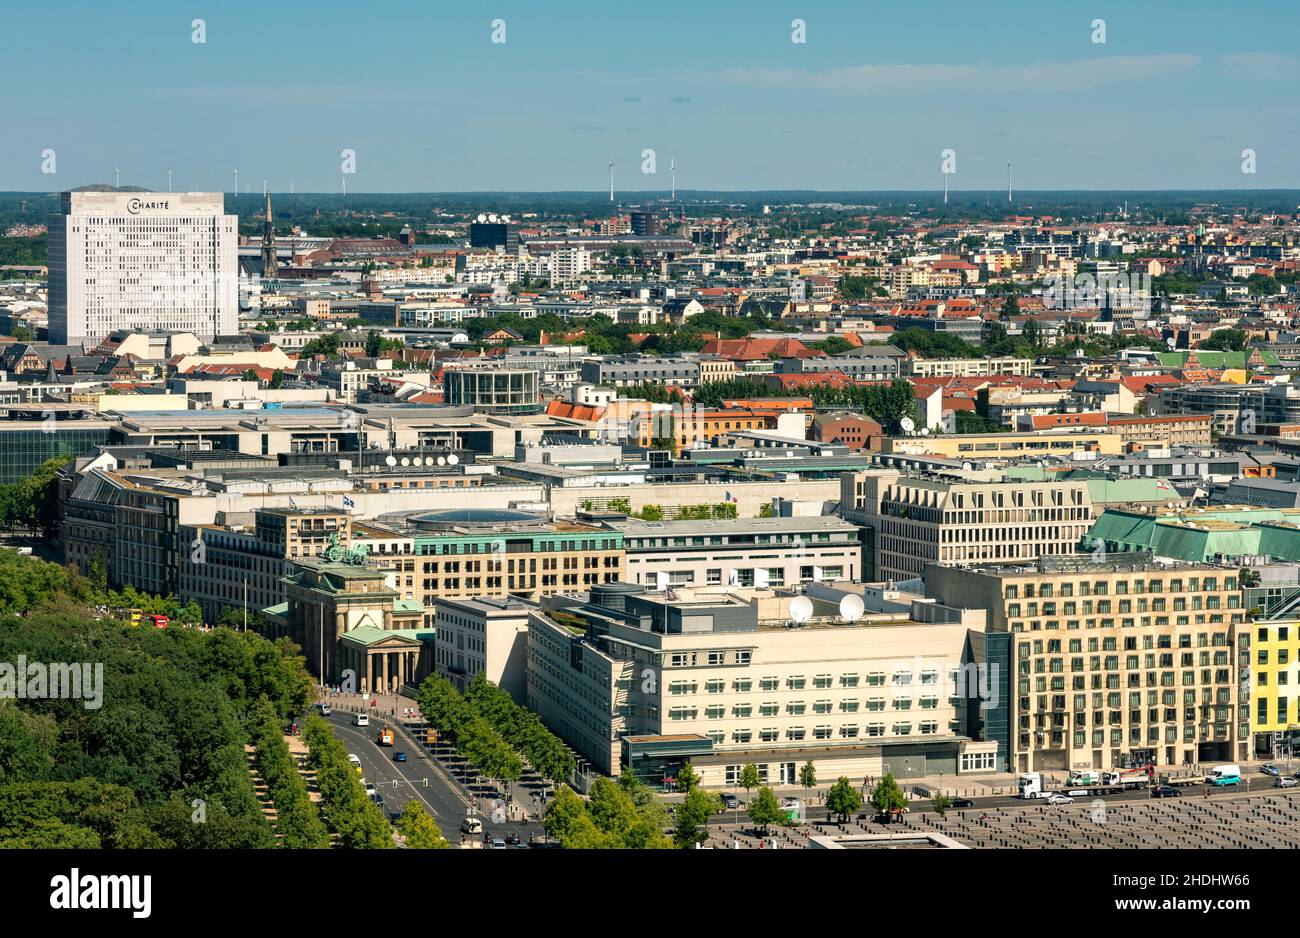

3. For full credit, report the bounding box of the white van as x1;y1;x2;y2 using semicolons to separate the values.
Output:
1208;764;1242;786
347;753;362;773
460;817;483;835
352;713;369;727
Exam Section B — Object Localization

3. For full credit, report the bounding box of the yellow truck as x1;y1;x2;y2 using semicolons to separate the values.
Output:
376;726;395;747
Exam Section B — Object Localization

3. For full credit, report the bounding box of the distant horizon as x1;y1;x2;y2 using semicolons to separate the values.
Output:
6;187;1300;197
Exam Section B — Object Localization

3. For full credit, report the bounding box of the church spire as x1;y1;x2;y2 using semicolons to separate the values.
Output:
261;191;277;277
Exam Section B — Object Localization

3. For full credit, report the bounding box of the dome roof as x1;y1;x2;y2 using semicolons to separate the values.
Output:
411;508;542;527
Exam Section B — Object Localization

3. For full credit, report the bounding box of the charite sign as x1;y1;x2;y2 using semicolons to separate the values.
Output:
126;198;170;214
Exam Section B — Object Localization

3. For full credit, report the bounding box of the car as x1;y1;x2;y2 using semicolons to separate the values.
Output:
504;833;521;846
951;797;975;809
491;837;506;850
1261;763;1281;777
352;713;369;727
460;817;483;835
1045;793;1074;805
372;793;384;808
364;782;377;798
347;753;362;773
1151;785;1182;798
719;793;741;810
1278;776;1298;788
393;751;407;763
389;809;404;822
315;703;332;716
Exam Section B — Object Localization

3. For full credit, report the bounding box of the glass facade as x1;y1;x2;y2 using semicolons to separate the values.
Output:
0;426;113;484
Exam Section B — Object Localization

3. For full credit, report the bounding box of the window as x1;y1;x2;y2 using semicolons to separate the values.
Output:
707;651;725;666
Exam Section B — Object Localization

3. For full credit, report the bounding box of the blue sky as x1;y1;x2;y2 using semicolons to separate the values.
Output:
4;0;1299;192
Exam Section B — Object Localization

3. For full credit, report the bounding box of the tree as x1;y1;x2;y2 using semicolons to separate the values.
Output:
798;761;816;798
675;762;700;794
738;763;761;803
396;801;451;849
1021;317;1042;347
747;786;782;834
1000;294;1020;321
826;777;863;822
869;773;909;822
674;788;721;849
1199;328;1248;352
932;793;953;817
364;330;383;358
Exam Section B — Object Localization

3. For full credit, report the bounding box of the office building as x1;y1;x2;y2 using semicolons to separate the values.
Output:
48;189;237;345
526;582;995;784
926;555;1248;773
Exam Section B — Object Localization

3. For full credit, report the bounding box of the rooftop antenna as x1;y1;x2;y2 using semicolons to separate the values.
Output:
233;169;238;196
263;178;268;197
608;162;615;202
114;167;120;189
671;155;676;201
943;170;948;205
1007;161;1013;204
167;170;173;193
342;177;347;198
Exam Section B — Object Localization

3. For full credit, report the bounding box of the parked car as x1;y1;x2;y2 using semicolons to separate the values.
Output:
1261;763;1281;776
951;798;975;808
393;751;407;762
719;793;741;810
1045;793;1074;805
1278;776;1298;788
1151;785;1182;798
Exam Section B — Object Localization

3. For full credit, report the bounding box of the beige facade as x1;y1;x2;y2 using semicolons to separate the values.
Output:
527;586;994;786
433;596;533;703
903;357;1033;378
885;429;1124;460
179;508;350;625
842;471;1096;581
926;558;1248;774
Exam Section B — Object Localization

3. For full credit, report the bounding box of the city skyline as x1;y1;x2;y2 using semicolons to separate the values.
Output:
5;0;1300;192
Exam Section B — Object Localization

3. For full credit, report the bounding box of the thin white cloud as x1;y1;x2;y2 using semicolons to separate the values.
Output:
701;54;1202;94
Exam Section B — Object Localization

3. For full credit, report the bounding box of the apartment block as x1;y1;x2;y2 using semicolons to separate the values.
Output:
926;555;1248;773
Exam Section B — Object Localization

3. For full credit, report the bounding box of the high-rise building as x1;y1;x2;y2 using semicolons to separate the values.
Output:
48;188;237;345
630;210;660;236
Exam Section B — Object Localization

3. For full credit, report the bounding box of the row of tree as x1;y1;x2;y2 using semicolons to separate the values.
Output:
543;775;672;849
462;673;576;784
301;716;392;848
416;675;522;790
250;698;330;848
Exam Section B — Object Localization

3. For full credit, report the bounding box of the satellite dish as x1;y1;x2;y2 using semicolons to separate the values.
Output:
385;455;397;467
502;215;511;223
839;594;865;622
413;456;425;466
920;427;930;436
447;453;460;466
476;214;487;223
899;417;915;433
789;596;814;624
400;456;411;467
488;213;499;223
436;456;447;466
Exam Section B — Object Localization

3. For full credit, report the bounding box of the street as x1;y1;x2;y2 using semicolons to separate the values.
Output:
320;710;545;847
